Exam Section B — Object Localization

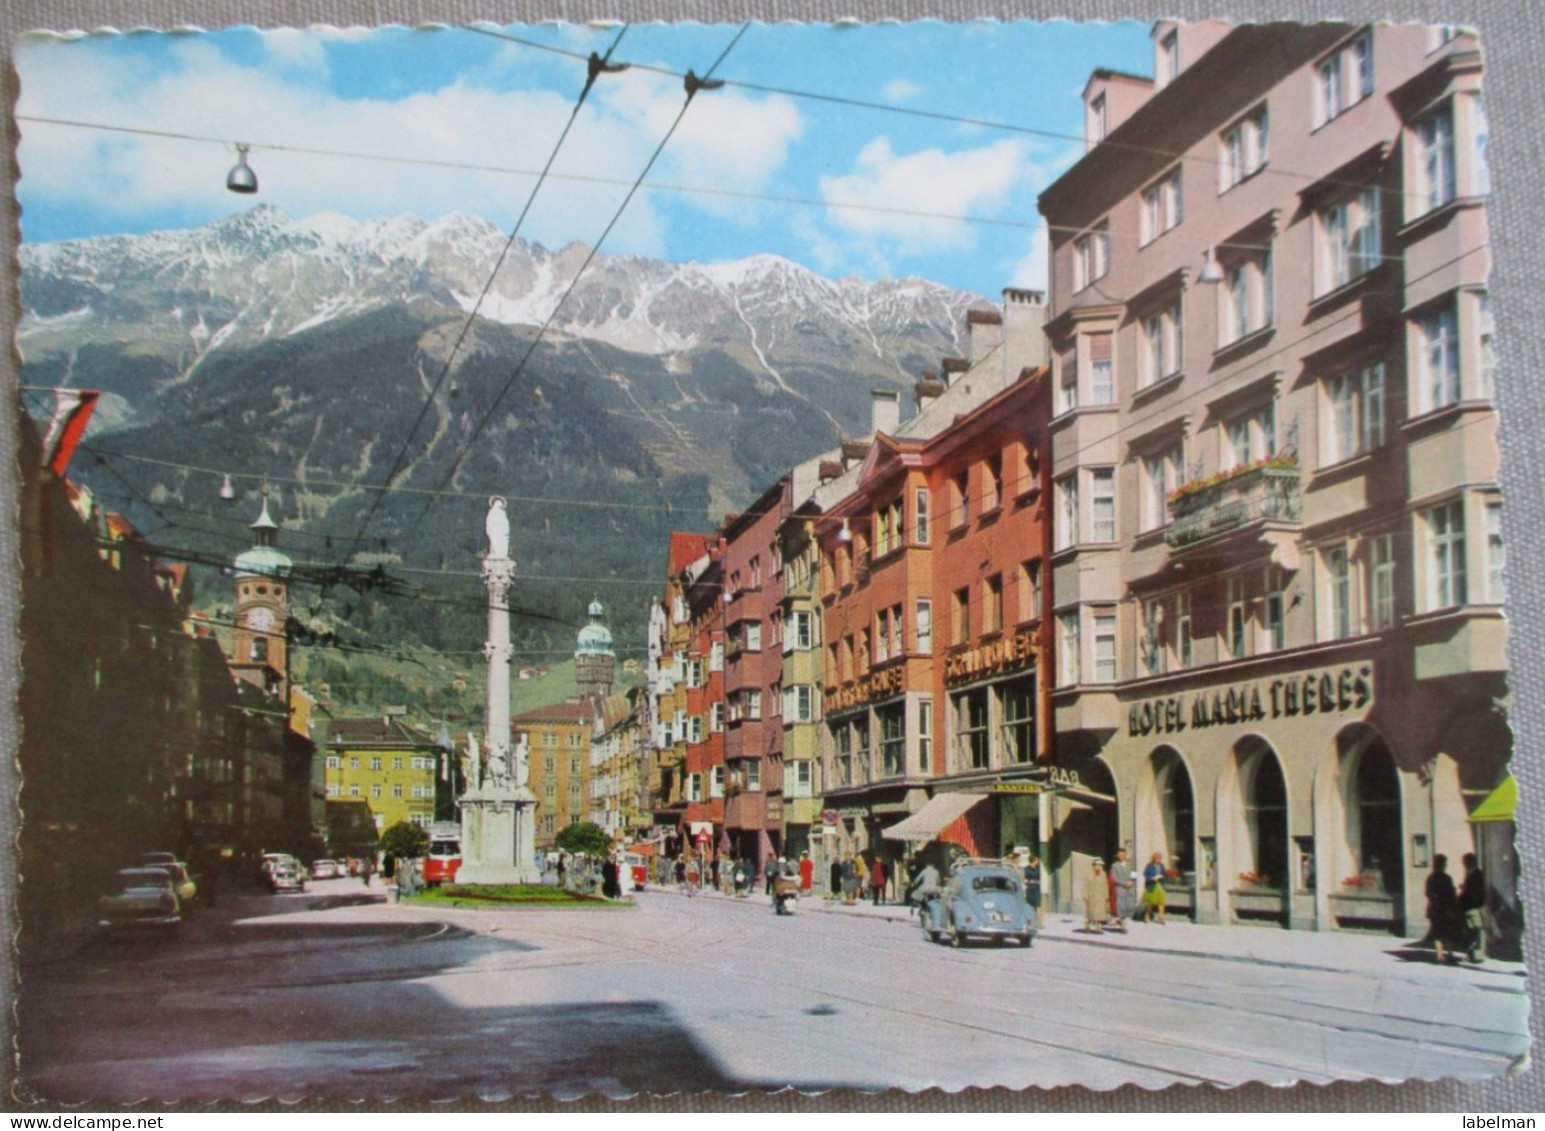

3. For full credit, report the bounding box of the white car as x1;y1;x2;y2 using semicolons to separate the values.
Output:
310;859;341;879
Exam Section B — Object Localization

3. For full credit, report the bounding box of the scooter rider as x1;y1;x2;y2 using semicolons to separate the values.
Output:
772;857;799;915
905;856;942;923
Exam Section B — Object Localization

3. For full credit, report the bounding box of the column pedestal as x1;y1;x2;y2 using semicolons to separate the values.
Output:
458;785;541;885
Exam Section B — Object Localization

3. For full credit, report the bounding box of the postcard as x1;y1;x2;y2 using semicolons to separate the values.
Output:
5;15;1531;1104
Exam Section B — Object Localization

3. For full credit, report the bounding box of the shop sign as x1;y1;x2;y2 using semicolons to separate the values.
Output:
824;665;905;712
991;781;1043;794
836;806;867;818
945;629;1037;684
1127;662;1374;739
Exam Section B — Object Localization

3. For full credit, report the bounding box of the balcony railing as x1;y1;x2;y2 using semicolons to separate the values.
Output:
1165;462;1302;551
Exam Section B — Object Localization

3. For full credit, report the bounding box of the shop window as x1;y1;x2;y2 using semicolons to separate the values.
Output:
955;689;990;771
879;703;906;777
1001;678;1035;763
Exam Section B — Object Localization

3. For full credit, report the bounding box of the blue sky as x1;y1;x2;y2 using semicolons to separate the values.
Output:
14;20;1153;296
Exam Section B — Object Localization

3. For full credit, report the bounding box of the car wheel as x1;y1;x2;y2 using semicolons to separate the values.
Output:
948;929;962;948
1020;934;1033;948
993;935;1006;946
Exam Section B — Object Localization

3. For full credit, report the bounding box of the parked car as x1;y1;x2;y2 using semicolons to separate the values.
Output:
269;860;306;893
310;859;341;880
98;868;182;933
919;860;1035;948
144;860;198;904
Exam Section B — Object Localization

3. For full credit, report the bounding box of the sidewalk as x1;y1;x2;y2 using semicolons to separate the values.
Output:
654;882;1528;985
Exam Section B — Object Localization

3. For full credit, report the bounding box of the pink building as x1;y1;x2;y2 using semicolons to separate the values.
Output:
1039;23;1509;935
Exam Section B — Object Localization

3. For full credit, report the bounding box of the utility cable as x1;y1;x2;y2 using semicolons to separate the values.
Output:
341;25;632;566
397;22;751;547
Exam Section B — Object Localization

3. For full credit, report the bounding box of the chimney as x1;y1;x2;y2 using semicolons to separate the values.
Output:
1001;288;1048;373
914;368;945;414
870;388;901;437
965;307;1003;365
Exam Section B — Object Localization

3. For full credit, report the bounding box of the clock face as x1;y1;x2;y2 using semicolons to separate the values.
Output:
245;607;276;632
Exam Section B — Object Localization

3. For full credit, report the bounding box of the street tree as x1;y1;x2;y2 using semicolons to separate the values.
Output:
379;820;429;861
554;821;612;858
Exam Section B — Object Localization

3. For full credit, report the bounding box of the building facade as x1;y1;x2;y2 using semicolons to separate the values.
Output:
1038;22;1505;930
322;716;439;832
814;294;1053;883
515;701;595;847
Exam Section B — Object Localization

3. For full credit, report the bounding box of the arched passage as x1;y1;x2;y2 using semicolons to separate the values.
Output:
1135;746;1195;874
1217;735;1290;922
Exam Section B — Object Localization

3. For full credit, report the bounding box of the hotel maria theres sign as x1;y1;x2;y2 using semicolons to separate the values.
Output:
1127;662;1374;738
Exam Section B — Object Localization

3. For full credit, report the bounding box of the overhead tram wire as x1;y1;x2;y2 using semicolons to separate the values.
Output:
397;22;752;548
340;25;633;568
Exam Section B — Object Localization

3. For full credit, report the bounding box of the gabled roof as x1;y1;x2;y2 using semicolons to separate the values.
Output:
668;532;712;573
323;716;436;748
511;700;594;727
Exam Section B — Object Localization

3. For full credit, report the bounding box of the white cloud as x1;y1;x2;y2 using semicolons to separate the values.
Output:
883;79;922;102
14;30;800;256
818;135;1030;255
1006;224;1049;294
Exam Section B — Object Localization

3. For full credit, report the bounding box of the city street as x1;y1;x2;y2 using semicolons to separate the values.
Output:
18;878;1529;1101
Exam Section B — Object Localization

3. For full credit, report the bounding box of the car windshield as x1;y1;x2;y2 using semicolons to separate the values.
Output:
428;841;459;856
116;870;171;892
970;874;1019;894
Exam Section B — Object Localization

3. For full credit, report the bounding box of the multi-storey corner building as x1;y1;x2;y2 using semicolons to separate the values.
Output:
322;716;439;832
1039;23;1507;932
813;293;1053;880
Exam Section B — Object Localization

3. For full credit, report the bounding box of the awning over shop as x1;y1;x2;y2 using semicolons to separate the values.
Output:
1470;776;1517;823
882;792;987;843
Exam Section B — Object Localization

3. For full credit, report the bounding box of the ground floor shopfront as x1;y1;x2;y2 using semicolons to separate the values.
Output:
1053;646;1515;933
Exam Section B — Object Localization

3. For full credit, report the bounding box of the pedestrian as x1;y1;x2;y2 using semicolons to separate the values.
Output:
829;858;842;901
1108;849;1135;933
799;851;813;894
854;852;868;898
1459;852;1488;963
765;859;776;896
1021;852;1043;930
1426;854;1462;964
1083;859;1108;933
840;855;858;905
711;856;721;891
1139;852;1168;924
870;856;887;905
734;857;749;897
601;855;621;900
361;855;374;887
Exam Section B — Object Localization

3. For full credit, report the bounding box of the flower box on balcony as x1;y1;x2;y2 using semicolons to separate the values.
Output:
1166;457;1302;550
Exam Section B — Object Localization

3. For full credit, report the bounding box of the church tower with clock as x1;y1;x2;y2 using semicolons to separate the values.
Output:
231;487;293;698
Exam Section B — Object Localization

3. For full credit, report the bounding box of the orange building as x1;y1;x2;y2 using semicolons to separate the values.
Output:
814;292;1055;880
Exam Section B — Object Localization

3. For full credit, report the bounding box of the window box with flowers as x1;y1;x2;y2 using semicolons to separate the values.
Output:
1165;454;1302;550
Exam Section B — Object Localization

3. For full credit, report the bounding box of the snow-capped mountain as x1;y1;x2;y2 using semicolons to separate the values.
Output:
20;204;981;384
16;206;988;651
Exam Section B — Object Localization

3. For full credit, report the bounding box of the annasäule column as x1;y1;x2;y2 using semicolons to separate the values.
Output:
456;497;541;884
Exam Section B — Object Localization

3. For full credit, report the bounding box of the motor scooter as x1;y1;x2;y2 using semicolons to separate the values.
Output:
772;875;798;915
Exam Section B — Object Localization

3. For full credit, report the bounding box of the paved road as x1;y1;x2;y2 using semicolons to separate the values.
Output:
18;880;1529;1101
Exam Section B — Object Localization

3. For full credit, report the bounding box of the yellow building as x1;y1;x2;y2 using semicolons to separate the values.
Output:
513;702;594;848
322;716;439;835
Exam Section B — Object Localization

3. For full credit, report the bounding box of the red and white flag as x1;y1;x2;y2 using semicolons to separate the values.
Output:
40;388;99;478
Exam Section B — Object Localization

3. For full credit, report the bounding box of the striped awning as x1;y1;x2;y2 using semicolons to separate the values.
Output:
882;792;987;843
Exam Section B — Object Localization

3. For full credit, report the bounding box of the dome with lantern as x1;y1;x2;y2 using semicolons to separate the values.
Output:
233;492;293;578
576;599;615;656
